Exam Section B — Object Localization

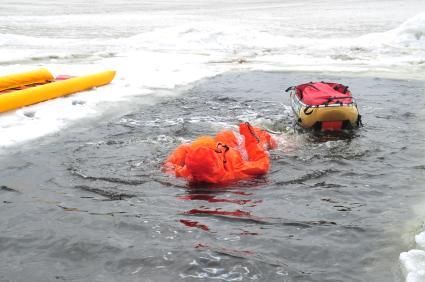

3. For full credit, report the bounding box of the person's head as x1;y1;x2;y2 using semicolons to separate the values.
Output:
215;130;239;148
190;136;216;150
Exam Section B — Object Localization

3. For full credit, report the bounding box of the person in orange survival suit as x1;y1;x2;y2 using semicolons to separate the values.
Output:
162;122;277;184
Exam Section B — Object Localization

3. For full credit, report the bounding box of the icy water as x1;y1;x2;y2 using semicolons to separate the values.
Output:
1;71;425;281
1;0;425;146
1;0;425;281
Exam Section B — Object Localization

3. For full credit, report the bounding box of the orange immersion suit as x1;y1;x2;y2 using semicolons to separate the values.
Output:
162;123;277;184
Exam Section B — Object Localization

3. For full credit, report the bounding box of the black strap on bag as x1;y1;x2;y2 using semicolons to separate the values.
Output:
285;86;295;92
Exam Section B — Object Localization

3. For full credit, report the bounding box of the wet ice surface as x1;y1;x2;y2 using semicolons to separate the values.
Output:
1;71;424;282
1;0;425;147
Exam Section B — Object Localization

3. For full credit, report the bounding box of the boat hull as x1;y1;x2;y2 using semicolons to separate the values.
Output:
290;90;360;130
0;69;116;113
0;68;54;92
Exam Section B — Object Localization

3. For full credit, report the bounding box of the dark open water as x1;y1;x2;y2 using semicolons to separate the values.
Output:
1;71;424;282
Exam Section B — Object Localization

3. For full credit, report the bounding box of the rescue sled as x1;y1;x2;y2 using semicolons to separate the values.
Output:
286;82;361;131
0;68;115;113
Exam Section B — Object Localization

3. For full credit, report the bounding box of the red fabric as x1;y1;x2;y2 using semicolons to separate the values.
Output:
162;123;276;184
321;121;343;131
55;75;74;81
296;82;353;106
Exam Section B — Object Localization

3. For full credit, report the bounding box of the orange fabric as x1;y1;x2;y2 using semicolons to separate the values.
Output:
215;130;240;148
190;136;216;149
244;124;278;150
163;123;277;184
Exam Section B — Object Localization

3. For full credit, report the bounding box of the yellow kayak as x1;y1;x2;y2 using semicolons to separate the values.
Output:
0;68;116;113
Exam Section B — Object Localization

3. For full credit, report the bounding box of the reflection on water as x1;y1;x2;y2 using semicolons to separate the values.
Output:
178;194;261;205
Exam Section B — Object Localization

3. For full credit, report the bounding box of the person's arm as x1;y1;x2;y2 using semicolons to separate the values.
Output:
162;144;190;175
239;123;271;175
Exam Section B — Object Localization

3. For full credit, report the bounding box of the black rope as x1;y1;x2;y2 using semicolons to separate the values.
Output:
303;106;314;115
215;143;229;164
326;96;352;101
245;122;260;143
215;143;229;153
357;114;363;127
